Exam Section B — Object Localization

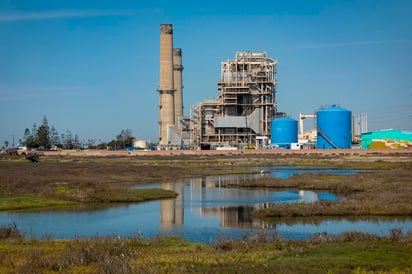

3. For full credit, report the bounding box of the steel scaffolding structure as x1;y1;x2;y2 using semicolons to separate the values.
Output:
191;52;277;150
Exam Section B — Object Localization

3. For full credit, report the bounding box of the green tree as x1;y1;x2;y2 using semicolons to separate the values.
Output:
107;140;116;150
23;128;30;143
31;123;37;138
116;129;134;149
74;134;80;149
37;116;50;149
96;140;107;150
63;130;73;149
50;125;59;147
26;123;39;148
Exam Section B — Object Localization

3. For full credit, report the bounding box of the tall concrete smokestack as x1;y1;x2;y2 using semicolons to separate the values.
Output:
158;24;175;145
173;48;184;126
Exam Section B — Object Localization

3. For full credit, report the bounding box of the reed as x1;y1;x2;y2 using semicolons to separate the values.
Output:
251;168;412;217
0;153;411;272
0;225;410;273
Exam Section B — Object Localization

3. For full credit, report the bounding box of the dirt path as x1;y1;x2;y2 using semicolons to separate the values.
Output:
40;148;412;157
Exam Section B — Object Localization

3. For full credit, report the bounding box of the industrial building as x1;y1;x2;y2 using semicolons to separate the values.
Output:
296;111;368;149
270;105;354;150
156;24;375;151
190;52;278;150
352;113;368;143
298;114;316;144
361;129;412;149
157;24;186;149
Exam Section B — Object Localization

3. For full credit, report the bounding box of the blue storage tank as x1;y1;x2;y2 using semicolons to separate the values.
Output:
271;117;298;148
316;106;352;149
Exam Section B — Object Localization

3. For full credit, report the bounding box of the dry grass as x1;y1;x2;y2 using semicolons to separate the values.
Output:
1;152;412;273
0;223;23;240
245;167;412;217
0;225;411;273
1;154;411;215
0;157;187;210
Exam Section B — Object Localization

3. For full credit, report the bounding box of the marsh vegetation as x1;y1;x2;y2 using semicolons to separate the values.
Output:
0;152;411;272
0;223;411;273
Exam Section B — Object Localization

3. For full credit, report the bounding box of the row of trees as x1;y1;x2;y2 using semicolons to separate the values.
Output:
22;116;82;149
16;116;135;150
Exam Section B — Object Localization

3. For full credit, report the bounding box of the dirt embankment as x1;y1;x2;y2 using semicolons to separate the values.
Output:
39;148;412;157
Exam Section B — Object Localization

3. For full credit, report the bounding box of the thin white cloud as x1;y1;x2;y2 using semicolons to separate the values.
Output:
294;39;410;49
0;10;133;22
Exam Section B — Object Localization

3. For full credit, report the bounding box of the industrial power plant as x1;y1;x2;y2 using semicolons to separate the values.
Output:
157;24;184;148
156;24;410;151
191;51;278;150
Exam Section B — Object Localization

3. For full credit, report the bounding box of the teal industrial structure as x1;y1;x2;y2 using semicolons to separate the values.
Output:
361;129;412;149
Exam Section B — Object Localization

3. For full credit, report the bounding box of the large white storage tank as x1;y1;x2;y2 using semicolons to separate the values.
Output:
133;140;149;150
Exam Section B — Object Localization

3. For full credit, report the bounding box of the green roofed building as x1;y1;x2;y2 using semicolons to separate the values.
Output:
361;129;412;149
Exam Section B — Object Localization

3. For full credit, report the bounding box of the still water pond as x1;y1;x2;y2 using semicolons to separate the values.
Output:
264;166;367;179
1;169;411;243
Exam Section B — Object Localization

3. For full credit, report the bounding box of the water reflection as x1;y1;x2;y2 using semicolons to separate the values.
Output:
160;182;184;229
0;171;410;243
266;166;367;179
203;205;274;230
154;175;336;232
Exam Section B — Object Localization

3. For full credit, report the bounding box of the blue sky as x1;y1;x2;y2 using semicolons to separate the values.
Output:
1;0;411;146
